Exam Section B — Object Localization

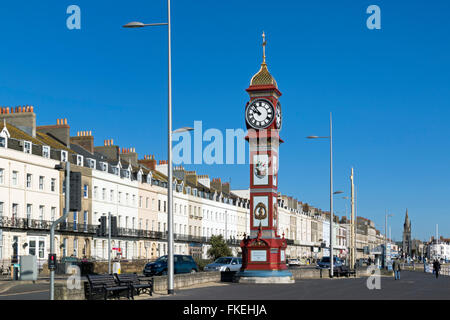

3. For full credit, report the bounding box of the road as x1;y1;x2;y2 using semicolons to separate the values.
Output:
0;271;449;300
153;271;450;300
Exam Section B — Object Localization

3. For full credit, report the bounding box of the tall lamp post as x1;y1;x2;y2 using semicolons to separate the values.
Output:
307;113;337;277
385;212;393;269
123;0;174;294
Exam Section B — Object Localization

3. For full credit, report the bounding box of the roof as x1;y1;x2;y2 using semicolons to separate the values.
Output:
250;63;277;88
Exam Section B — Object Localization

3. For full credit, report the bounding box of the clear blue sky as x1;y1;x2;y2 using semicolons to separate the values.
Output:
0;0;449;242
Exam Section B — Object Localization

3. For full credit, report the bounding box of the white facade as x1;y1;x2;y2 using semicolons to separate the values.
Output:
0;140;60;267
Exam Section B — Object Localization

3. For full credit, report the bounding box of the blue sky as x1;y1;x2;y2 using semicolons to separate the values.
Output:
0;0;449;241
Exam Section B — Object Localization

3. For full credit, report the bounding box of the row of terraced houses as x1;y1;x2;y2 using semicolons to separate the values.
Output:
0;106;392;269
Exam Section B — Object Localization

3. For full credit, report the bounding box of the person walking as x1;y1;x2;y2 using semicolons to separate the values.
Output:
433;259;441;279
393;258;401;280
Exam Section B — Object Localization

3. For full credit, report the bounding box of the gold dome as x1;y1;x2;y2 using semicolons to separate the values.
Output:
250;63;277;88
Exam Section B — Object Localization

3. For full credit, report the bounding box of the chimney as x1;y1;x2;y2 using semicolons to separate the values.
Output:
185;171;198;186
138;155;157;170
197;175;210;188
0;105;37;137
211;178;222;193
70;130;95;153
222;182;230;194
94;139;119;161
36;117;71;146
120;147;138;166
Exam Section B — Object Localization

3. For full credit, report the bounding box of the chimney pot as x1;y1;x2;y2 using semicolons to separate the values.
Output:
30;106;34;112
57;119;60;125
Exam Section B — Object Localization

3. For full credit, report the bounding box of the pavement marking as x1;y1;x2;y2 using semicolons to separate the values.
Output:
0;289;48;297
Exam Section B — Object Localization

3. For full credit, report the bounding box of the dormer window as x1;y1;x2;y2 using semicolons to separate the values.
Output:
87;158;96;169
100;162;108;172
146;173;152;184
113;166;119;176
23;141;32;154
61;150;68;162
186;186;191;195
0;136;5;148
76;155;84;166
137;171;142;183
193;188;198;197
125;169;131;179
42;146;50;158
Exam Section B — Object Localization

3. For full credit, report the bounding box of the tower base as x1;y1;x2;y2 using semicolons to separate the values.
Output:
234;270;295;284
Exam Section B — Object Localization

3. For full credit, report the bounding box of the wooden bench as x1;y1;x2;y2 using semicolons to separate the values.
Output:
86;274;131;300
114;273;153;299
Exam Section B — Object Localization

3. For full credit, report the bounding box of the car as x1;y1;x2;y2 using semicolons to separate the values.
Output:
287;258;301;266
317;256;343;269
143;255;199;276
204;257;242;272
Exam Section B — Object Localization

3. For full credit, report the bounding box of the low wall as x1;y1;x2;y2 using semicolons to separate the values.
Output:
41;260;149;276
152;271;221;292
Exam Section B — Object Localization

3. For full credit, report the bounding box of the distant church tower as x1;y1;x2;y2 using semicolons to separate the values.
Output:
402;209;412;257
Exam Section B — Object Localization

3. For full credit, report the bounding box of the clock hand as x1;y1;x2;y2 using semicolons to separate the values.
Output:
252;106;262;116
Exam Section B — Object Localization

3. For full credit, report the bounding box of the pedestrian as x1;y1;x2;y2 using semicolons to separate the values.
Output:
433;259;441;279
368;257;372;266
393;258;401;280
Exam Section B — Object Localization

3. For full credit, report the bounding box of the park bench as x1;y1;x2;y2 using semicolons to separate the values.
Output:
86;274;131;300
336;265;356;278
114;273;153;299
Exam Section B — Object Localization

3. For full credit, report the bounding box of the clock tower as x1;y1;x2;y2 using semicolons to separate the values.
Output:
237;33;293;283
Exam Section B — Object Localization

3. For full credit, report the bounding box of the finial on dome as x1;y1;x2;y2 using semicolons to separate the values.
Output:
262;31;266;64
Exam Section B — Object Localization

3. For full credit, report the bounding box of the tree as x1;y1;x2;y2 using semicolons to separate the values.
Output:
207;235;232;260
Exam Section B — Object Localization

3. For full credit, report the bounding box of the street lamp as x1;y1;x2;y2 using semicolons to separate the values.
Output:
123;0;174;295
385;212;394;269
306;113;335;277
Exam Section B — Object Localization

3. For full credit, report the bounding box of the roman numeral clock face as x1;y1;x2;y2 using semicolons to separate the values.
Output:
246;99;275;129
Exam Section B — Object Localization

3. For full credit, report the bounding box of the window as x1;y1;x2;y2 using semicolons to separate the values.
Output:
102;188;106;200
26;174;32;188
29;240;36;256
94;186;98;199
72;211;78;229
158;200;161;211
39;240;45;259
146;197;149;209
73;239;78;257
118;192;122;204
24;141;32;154
0;202;3;218
39;206;44;222
26;204;32;223
39;176;44;190
164;201;166;212
63;238;67;257
0;136;5;148
12;204;18;220
42;146;50;158
76;155;83;166
113;166;119;175
0;169;3;184
51;178;56;192
126;193;129;205
110;190;114;202
83;184;88;198
51;207;56;222
88;158;96;169
125;170;130;179
101;162;108;172
60;151;68;162
137;172;142;183
133;195;136;206
12;171;18;186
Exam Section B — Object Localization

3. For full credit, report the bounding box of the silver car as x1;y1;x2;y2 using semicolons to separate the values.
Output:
204;257;242;272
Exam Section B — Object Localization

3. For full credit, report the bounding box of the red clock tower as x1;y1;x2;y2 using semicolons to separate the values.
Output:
237;33;294;283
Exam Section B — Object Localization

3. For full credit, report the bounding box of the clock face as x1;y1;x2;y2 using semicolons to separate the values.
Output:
246;99;275;129
276;102;282;130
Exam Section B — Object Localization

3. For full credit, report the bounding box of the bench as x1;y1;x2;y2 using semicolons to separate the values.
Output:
86;274;131;300
114;273;153;299
336;266;356;278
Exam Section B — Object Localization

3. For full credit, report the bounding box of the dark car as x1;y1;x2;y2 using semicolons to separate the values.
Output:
317;256;343;269
143;255;199;276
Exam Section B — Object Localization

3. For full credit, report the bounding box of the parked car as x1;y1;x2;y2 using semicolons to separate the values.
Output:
204;257;242;272
287;258;301;266
143;255;199;276
317;256;343;269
